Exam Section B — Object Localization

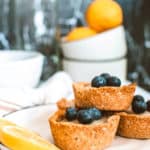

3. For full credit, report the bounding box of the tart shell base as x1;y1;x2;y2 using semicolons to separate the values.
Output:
73;82;136;111
117;112;150;139
49;110;120;150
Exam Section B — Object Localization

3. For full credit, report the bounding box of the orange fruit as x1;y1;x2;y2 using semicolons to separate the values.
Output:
66;27;97;42
0;125;60;150
85;0;123;32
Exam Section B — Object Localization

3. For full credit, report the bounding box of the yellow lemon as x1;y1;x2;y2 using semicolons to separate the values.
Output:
0;118;16;128
66;27;97;42
0;125;59;150
0;118;16;142
85;0;123;32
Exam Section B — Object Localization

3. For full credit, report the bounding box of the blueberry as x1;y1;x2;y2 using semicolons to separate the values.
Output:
107;76;121;86
146;100;150;112
133;95;145;102
66;107;77;121
88;108;102;120
91;76;107;87
132;95;147;114
77;109;93;124
100;73;110;80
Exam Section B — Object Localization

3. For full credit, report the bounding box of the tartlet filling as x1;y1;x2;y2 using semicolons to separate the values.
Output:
61;117;107;124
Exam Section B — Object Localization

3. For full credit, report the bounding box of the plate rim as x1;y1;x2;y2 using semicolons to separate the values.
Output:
1;103;57;150
3;103;56;117
1;103;150;150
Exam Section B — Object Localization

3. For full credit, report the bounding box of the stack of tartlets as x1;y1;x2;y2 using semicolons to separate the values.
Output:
49;73;150;150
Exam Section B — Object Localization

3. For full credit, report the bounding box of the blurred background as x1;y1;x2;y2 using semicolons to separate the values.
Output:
0;0;149;91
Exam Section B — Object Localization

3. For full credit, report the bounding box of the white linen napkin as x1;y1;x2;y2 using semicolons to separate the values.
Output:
0;71;73;116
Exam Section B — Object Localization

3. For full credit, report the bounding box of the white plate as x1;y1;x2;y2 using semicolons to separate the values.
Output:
1;104;150;150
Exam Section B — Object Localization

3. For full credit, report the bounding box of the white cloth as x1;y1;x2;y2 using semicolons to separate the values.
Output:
0;71;149;116
0;71;73;116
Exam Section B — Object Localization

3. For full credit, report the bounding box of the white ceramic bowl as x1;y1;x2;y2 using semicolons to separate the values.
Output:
61;26;127;61
0;50;44;88
63;58;127;82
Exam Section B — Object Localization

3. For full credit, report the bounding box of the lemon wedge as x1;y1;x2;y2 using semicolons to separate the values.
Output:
0;125;60;150
0;118;16;127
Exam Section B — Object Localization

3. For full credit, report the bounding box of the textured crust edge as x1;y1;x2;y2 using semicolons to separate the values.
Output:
49;110;120;150
73;82;136;111
57;98;75;110
117;112;150;139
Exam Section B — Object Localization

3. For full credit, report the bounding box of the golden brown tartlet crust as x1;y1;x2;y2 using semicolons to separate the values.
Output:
57;98;75;110
117;112;150;139
73;82;136;111
49;110;120;150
